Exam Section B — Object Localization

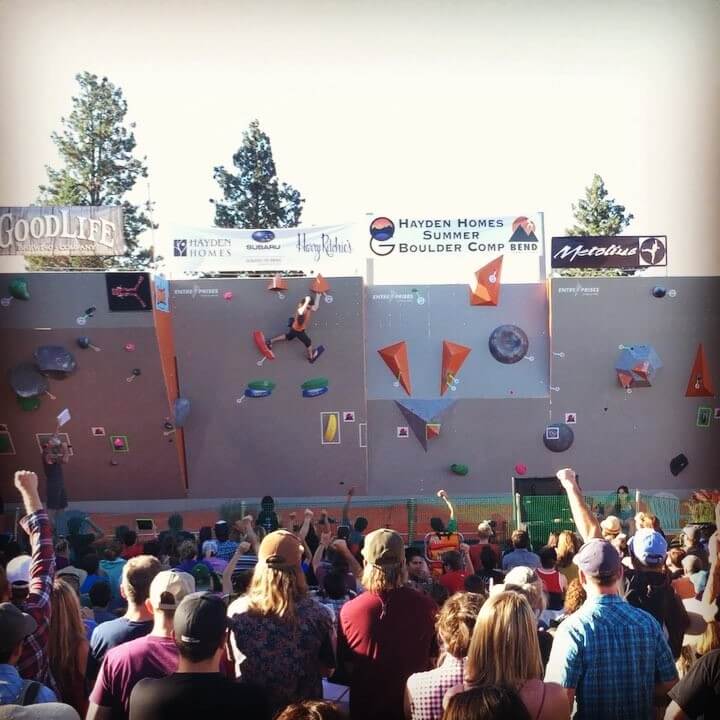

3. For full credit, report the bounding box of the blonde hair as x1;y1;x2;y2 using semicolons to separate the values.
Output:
556;531;580;569
247;562;307;622
436;592;484;659
48;578;87;707
361;563;407;593
635;511;656;530
465;591;543;690
697;620;720;656
122;555;161;604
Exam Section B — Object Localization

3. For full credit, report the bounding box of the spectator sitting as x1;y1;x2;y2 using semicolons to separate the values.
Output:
227;530;335;716
338;528;438;720
443;685;532;720
536;546;567;611
87;555;161;685
446;591;569;719
80;554;104;595
682;555;709;599
625;528;690;658
556;530;581;585
406;548;434;595
438;549;472;595
468;521;501;572
48;578;89;715
473;545;505;593
275;700;346;720
405;592;484;720
128;592;269;719
87;570;195;720
89;581;116;625
502;530;540;572
99;542;127;607
682;526;710;572
213;521;238;562
0;601;58;704
120;532;143;561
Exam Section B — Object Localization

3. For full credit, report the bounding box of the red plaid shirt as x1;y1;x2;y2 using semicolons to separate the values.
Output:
17;510;55;686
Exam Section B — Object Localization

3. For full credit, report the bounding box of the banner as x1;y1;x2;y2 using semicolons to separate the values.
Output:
366;213;544;284
165;223;362;276
0;206;125;256
551;236;668;269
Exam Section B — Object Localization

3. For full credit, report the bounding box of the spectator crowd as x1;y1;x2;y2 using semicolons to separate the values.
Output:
0;472;718;720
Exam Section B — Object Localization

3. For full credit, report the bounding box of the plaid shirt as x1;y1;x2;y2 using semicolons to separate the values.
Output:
406;654;465;720
545;594;677;720
17;510;55;686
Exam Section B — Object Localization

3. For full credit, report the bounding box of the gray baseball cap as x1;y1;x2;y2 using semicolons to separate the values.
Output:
0;602;37;655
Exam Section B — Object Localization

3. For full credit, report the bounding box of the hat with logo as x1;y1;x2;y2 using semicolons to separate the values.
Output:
600;515;622;536
629;528;668;566
174;592;228;656
573;538;623;577
0;602;38;655
149;570;195;611
258;530;304;570
6;556;31;586
191;563;212;591
362;528;404;568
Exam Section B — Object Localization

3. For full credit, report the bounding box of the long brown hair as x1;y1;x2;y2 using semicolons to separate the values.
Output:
444;686;531;720
465;591;543;690
48;578;88;708
556;531;580;569
436;592;485;659
246;562;308;622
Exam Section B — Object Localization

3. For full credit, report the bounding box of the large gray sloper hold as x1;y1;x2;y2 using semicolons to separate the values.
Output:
543;423;574;452
34;346;78;377
488;324;529;364
9;362;49;397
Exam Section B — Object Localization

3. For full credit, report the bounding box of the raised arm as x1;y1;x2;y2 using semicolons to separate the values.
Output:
298;509;313;541
342;487;355;526
556;468;602;541
311;292;321;311
313;532;332;576
241;516;260;555
222;541;251;595
332;539;362;580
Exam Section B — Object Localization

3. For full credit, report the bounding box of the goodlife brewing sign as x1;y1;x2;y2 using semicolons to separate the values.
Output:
550;235;667;269
0;207;125;256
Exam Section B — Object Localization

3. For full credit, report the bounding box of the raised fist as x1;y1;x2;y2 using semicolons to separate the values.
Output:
14;470;38;494
436;489;447;499
556;468;578;489
304;509;314;520
238;541;251;554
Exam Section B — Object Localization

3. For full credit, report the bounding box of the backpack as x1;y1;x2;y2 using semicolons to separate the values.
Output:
16;680;41;706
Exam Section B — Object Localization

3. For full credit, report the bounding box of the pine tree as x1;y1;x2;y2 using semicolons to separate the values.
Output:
561;174;634;277
32;72;156;270
211;120;304;228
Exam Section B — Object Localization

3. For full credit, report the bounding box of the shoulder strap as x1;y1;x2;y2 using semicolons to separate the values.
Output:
17;679;42;706
534;682;547;720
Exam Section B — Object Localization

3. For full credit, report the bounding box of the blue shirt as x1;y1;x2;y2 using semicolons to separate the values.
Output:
0;664;57;704
501;548;541;571
215;540;238;562
545;594;677;720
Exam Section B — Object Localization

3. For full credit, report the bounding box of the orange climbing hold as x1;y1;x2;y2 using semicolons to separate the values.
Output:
267;274;288;292
470;255;503;306
310;274;331;294
685;344;714;397
441;341;472;395
378;341;412;396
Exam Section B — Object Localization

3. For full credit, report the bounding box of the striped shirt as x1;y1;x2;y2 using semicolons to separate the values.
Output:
545;594;677;720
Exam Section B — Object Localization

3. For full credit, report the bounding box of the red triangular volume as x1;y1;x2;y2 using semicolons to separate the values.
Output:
685;344;714;397
310;274;331;294
441;341;472;395
470;256;503;306
378;341;412;396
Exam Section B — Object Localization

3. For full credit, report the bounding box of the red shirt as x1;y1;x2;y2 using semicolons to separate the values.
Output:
438;570;469;595
468;542;502;573
339;587;437;720
121;544;143;560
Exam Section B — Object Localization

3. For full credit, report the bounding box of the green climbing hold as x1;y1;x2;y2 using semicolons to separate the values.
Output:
301;377;329;391
247;380;277;391
9;278;30;301
450;463;469;476
17;394;41;411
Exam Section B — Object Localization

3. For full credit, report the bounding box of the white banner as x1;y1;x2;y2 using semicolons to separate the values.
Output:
366;212;545;284
165;223;362;276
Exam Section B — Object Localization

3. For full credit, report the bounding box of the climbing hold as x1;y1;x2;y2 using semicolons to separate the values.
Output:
514;463;528;476
542;423;574;453
34;346;77;378
9;363;49;398
652;286;667;298
378;341;412;396
450;463;469;476
9;278;30;301
301;378;329;391
489;325;529;364
173;397;191;426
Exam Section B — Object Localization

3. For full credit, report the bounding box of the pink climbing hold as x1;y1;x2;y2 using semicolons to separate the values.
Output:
514;463;527;476
223;291;233;301
124;343;136;352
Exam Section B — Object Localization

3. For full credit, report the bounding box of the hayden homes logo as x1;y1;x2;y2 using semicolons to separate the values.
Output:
173;238;232;258
551;236;667;269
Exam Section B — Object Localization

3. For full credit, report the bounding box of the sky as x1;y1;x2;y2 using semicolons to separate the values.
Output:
0;0;719;276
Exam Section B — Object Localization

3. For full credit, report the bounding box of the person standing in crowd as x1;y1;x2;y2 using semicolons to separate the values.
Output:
405;592;484;720
341;487;369;558
213;521;238;562
120;531;143;561
613;485;634;535
443;685;532;720
47;578;89;715
545;468;678;720
438;548;473;595
40;433;70;529
5;471;55;688
501;530;540;571
89;582;116;625
536;546;567;612
472;545;504;593
87;570;195;720
664;648;720;719
446;591;569;719
468;521;500;572
406;548;434;595
87;556;161;684
157;514;193;548
274;701;347;720
338;528;437;720
228;530;334;716
129;593;269;719
556;530;581;584
0;602;57;705
99;542;126;608
681;526;709;571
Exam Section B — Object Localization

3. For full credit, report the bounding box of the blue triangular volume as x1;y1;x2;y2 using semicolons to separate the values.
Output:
395;399;457;423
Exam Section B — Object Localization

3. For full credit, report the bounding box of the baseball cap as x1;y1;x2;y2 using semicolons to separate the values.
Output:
0;602;38;655
191;563;212;590
362;528;404;567
600;515;622;536
149;570;195;611
201;540;218;556
174;592;228;654
573;539;623;577
629;528;668;566
0;703;81;720
57;566;88;587
258;530;304;569
6;555;31;586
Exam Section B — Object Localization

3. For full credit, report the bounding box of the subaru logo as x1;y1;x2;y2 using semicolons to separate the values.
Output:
252;230;276;243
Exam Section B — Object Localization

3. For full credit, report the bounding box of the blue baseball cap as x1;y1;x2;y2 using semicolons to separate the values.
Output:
629;528;667;566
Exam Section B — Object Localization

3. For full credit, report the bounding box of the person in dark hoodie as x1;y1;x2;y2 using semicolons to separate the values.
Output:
257;497;280;535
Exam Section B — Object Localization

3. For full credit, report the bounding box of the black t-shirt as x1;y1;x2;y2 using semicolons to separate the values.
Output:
129;673;270;720
668;649;720;719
